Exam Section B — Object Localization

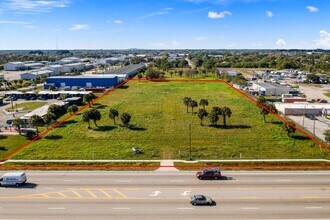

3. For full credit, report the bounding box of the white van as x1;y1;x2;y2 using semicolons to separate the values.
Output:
0;172;27;187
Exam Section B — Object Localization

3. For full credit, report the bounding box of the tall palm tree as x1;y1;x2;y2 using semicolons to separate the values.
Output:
109;108;119;124
208;111;219;126
183;97;191;113
11;118;23;135
29;114;43;135
120;112;131;126
83;93;96;107
197;109;208;126
188;99;198;114
222;106;232;127
89;109;101;127
199;99;209;109
211;106;222;116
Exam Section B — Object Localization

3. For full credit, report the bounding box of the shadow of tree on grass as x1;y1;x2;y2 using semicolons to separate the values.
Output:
94;125;117;131
44;135;63;140
208;125;251;129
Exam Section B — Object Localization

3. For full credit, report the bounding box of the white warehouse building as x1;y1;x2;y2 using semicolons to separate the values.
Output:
20;70;54;80
4;62;25;71
275;103;330;116
62;63;85;73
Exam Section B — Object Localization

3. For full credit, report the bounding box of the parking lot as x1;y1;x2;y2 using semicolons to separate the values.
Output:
287;115;329;141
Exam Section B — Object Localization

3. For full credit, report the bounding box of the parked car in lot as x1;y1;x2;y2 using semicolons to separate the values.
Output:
4;96;17;101
190;195;213;206
305;113;316;120
196;167;221;180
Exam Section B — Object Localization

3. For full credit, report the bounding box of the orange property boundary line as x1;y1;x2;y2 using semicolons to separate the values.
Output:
1;78;329;165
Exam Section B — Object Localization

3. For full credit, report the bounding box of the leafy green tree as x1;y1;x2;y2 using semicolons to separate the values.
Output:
109;108;119;124
89;109;101;127
282;122;296;136
29;114;44;135
188;99;198;114
82;110;92;129
199;99;209;109
120;112;131;126
25;130;37;140
197;109;208;126
48;104;66;120
208;111;219;126
222;106;232;127
11;118;23;135
43;112;57;126
83;93;96;107
68;105;79;115
183;97;191;113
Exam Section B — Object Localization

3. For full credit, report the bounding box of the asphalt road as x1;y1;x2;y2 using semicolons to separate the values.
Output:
0;171;329;219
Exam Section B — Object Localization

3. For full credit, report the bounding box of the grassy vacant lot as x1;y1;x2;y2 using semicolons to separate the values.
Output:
6;101;47;112
0;135;27;159
11;81;329;160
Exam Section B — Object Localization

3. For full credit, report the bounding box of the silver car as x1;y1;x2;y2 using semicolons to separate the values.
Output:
190;195;213;206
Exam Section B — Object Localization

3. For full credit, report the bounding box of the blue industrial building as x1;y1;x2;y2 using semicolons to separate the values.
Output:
45;75;118;89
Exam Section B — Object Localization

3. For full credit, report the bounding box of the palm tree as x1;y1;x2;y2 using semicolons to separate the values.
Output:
183;97;191;113
197;109;208;125
109;108;119;124
211;106;222;116
82;111;91;129
222;106;232;127
120;112;131;126
89;109;101;127
43;112;57;126
260;103;278;123
29;114;43;135
208;111;219;126
188;99;198;114
11;118;23;135
199;99;209;109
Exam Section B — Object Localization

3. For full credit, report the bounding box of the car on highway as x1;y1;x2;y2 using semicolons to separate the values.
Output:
196;167;221;180
0;172;27;187
190;195;213;206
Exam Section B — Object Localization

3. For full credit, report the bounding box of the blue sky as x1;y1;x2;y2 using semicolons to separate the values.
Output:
0;0;329;50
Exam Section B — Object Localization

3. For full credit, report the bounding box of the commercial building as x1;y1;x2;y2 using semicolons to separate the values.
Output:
45;75;118;89
251;82;291;96
4;62;25;71
20;70;54;80
62;63;85;73
24;63;45;70
106;64;146;77
275;103;330;115
44;65;63;75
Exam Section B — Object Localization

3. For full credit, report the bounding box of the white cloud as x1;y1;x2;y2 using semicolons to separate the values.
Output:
194;36;208;41
306;6;318;12
3;0;71;13
69;24;89;31
141;8;173;19
275;38;287;47
24;25;36;28
314;30;330;49
266;10;273;17
113;20;123;24
0;20;30;24
252;43;262;47
171;40;180;47
208;11;231;19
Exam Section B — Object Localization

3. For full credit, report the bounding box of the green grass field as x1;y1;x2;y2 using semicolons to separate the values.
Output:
5;101;47;112
0;135;27;159
10;81;329;160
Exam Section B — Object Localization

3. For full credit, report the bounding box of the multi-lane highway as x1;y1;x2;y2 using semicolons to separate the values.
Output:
0;170;329;219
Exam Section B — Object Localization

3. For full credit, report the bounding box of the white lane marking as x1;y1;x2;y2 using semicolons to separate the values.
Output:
113;208;130;210
48;207;66;210
116;180;132;183
170;180;184;183
44;188;54;190
180;191;191;196
177;208;194;210
305;207;323;209
276;180;292;182
150;191;161;196
63;180;78;182
242;207;260;210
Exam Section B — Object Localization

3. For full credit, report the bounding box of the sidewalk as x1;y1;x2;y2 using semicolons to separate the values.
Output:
156;160;179;172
